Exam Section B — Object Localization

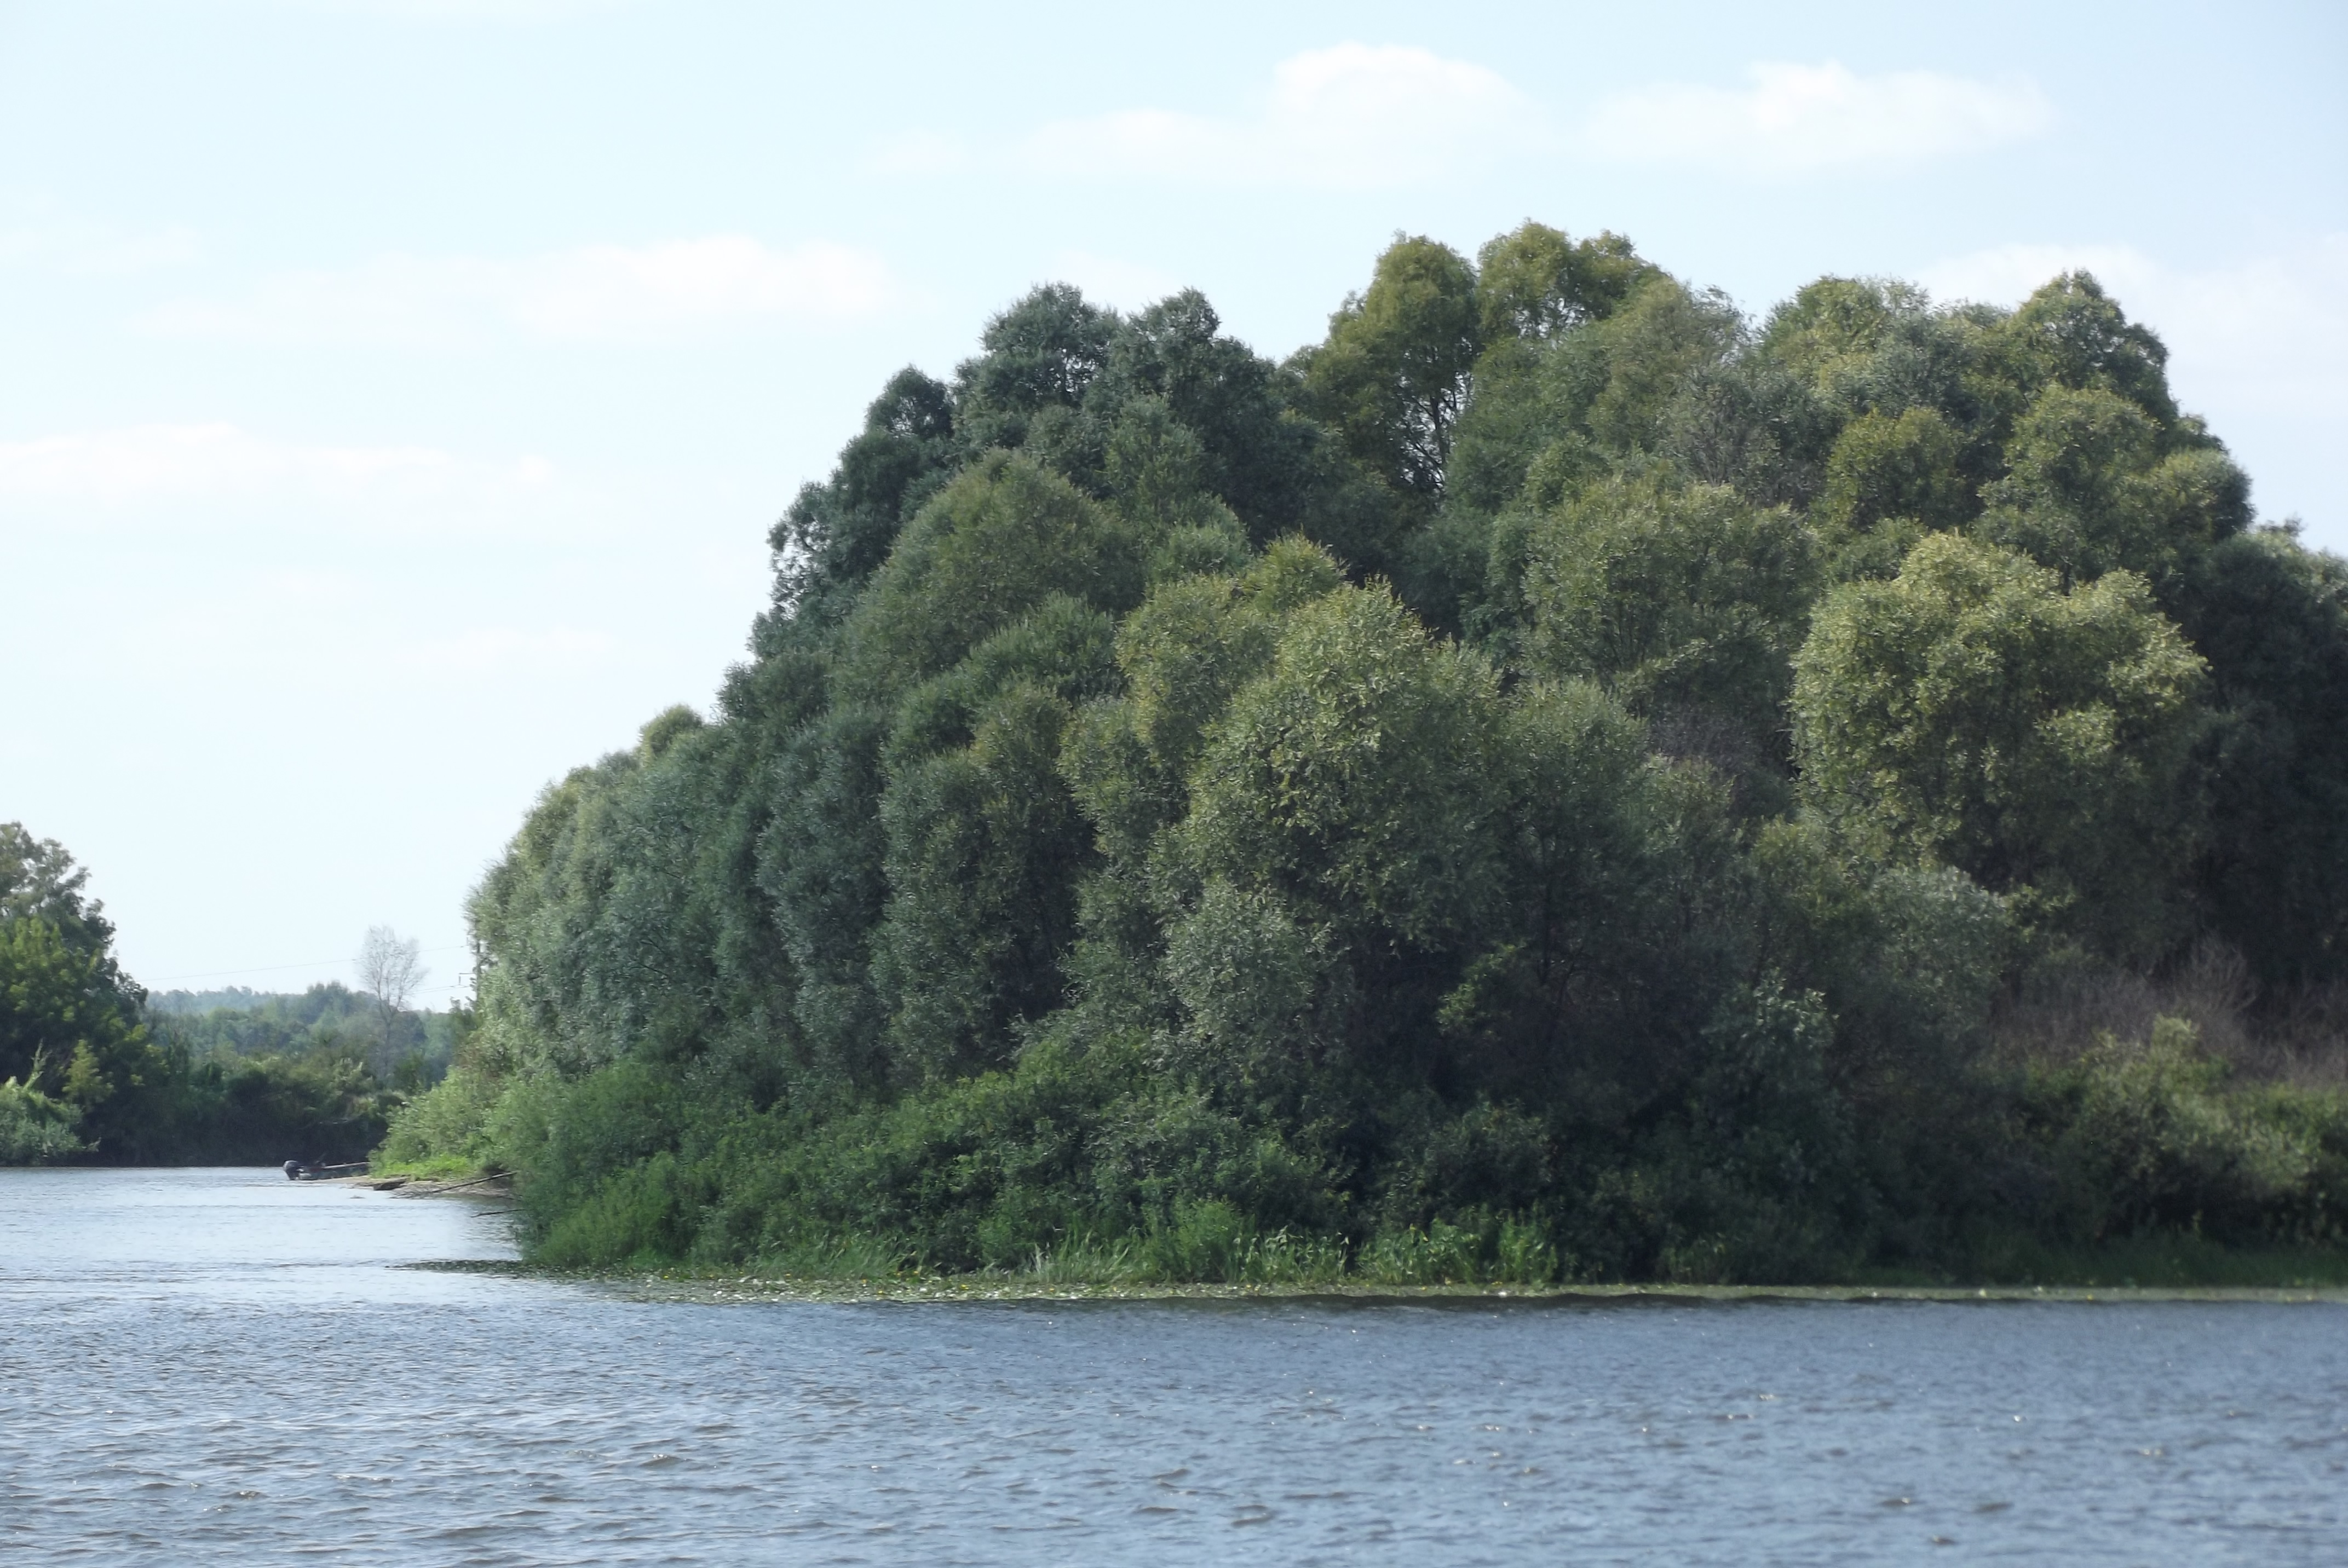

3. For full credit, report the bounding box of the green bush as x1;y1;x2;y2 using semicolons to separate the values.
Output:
535;1151;709;1268
0;1076;84;1163
1360;1213;1559;1287
375;1064;506;1175
2025;1017;2347;1244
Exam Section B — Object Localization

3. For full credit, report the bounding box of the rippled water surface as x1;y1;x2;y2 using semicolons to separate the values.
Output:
4;1169;2344;1565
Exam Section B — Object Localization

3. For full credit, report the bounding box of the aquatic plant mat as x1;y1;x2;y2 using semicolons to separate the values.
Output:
402;1260;2345;1307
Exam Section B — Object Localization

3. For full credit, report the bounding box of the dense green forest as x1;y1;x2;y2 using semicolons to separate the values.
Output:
0;823;450;1165
150;982;458;1093
387;223;2348;1283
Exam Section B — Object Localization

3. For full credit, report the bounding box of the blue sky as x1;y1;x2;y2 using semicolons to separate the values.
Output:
4;0;2343;1001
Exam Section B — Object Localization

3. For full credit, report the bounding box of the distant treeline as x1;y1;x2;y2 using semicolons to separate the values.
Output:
1;827;463;1167
387;226;2344;1282
149;981;458;1091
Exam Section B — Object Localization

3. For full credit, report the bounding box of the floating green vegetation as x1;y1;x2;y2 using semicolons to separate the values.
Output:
404;1256;2347;1308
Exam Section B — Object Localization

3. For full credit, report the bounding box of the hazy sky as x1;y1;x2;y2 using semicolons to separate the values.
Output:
4;0;2343;1004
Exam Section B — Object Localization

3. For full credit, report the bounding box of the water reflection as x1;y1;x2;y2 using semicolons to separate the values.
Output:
3;1169;2342;1564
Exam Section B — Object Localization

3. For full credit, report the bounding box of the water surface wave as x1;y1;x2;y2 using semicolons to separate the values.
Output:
4;1168;2341;1564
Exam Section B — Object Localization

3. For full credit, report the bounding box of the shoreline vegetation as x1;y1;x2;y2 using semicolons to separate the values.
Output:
402;1255;2348;1308
361;1159;2348;1295
364;1167;2348;1293
18;220;2348;1293
369;1168;2348;1299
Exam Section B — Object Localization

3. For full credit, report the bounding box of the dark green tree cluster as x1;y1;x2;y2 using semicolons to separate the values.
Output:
0;823;416;1165
396;228;2348;1283
2;822;164;1161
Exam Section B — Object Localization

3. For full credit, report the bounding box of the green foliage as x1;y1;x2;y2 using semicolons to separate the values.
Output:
1101;394;1251;572
0;917;147;1100
1792;532;2206;962
172;1050;392;1165
0;910;174;1159
1748;819;2010;1087
1302;235;1482;501
1067;538;1348;849
410;232;2348;1286
1181;584;1505;952
1359;1215;1558;1287
1522;476;1818;794
2174;531;2348;983
149;981;449;1088
1548;277;1742;458
1475;221;1659;343
0;823;440;1163
2021;1018;2347;1244
762;700;891;1087
1757;276;1929;393
1083;289;1334;544
767;368;959;639
876;607;1114;1078
376;1062;505;1174
1667;982;1863;1281
0;1075;84;1163
1440;679;1741;1096
1993;271;2178;428
837;452;1144;704
952;284;1120;457
1815;406;1970;577
1976;385;2249;589
1;822;128;974
0;826;159;1157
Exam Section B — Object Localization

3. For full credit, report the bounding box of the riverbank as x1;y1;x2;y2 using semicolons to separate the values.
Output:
343;1171;511;1199
400;1257;2348;1307
371;1165;2348;1297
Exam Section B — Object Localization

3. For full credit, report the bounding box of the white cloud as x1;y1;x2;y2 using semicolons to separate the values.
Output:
1023;44;1542;189
0;423;572;536
0;423;531;501
140;237;897;347
0;217;201;274
509;238;892;338
1585;61;2051;172
1918;237;2348;417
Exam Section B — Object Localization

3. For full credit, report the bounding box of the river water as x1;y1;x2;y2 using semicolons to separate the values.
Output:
2;1168;2342;1565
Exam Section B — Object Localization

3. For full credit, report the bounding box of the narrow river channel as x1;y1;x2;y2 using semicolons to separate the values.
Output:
3;1167;2341;1564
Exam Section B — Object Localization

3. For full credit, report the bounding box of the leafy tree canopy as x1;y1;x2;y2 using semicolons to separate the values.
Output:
376;227;2348;1287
